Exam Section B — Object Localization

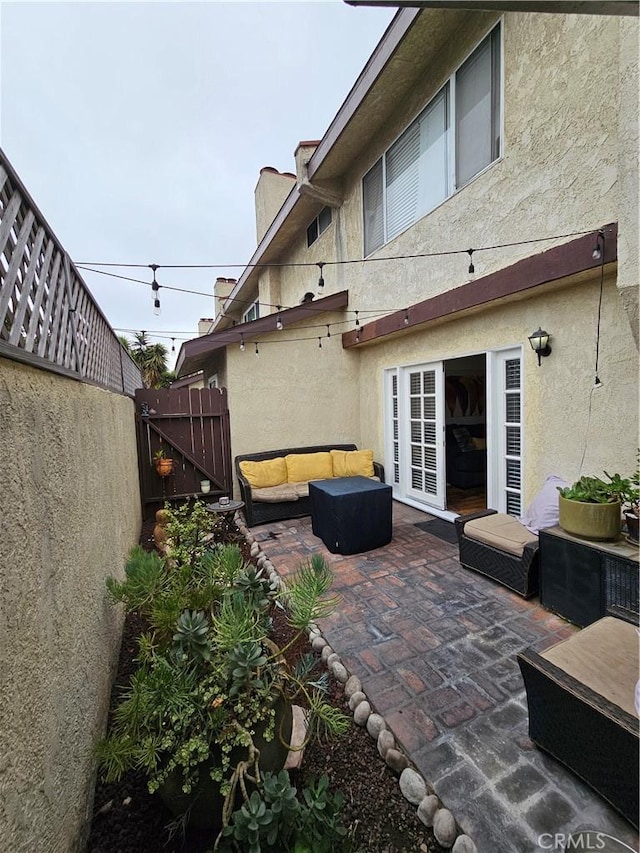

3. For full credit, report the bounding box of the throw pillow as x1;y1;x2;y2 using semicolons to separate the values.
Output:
330;449;374;478
239;457;287;489
519;474;569;534
285;452;333;483
471;437;487;450
452;427;475;453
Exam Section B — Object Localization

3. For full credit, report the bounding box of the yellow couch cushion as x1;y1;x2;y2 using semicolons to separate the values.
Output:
464;513;538;557
239;457;287;489
330;449;375;478
285;452;333;483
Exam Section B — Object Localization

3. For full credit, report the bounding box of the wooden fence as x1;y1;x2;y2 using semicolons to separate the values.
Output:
135;387;232;505
0;148;141;396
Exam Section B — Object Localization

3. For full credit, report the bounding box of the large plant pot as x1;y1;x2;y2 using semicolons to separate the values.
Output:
157;693;293;829
558;495;622;541
624;511;639;544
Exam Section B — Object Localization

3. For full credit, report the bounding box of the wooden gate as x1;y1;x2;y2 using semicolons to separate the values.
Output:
135;387;232;505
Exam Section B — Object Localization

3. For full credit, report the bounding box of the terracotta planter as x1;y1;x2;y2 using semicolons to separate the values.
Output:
558;495;622;542
154;458;174;477
157;693;293;829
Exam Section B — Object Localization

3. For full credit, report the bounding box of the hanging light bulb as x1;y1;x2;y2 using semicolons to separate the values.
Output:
355;329;361;343
355;311;360;327
153;297;161;316
171;338;175;353
276;307;283;331
239;334;245;352
317;262;325;288
318;337;322;349
150;263;161;315
467;249;475;275
254;342;259;356
326;324;331;338
403;309;409;325
592;230;604;260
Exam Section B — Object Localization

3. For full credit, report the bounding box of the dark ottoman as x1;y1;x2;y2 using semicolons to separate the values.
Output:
309;476;392;555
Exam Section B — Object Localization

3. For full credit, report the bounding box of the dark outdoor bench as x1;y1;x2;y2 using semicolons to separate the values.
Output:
235;444;384;527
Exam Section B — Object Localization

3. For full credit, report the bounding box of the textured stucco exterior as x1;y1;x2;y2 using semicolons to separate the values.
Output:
189;10;638;508
0;360;141;853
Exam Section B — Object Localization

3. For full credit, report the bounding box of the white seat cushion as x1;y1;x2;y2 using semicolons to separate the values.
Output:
464;513;538;557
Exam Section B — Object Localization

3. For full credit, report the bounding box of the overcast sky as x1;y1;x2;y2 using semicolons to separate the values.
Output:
0;1;394;367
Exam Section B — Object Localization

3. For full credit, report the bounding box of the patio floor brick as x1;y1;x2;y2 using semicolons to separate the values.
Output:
251;501;640;853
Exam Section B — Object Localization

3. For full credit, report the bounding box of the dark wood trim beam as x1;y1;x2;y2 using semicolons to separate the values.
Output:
342;225;617;348
176;289;349;376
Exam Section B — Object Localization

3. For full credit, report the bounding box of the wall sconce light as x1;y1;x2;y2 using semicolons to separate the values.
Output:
528;327;552;366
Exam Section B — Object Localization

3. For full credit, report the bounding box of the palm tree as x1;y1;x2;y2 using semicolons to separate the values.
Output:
123;333;170;389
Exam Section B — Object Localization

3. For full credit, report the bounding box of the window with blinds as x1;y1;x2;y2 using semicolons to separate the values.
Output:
504;358;522;516
363;24;501;256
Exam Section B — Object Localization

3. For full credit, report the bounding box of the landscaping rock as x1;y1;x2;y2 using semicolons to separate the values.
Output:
250;542;260;557
385;748;409;774
320;644;333;662
326;652;340;667
348;691;367;711
366;713;386;739
331;661;348;683
452;835;477;853
311;636;326;652
344;675;361;699
417;794;439;827
377;729;395;758
353;700;371;727
399;768;427;805
433;808;457;848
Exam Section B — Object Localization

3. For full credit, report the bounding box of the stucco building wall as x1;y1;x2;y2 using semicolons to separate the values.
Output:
357;274;638;506
226;311;360;471
0;360;142;853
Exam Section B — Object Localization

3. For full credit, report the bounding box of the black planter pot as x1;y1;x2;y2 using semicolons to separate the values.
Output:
624;511;639;544
157;693;293;829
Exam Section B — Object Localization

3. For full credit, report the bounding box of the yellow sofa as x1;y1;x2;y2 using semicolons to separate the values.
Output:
235;444;384;527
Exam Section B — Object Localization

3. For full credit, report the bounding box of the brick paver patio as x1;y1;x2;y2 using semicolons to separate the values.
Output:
250;501;639;853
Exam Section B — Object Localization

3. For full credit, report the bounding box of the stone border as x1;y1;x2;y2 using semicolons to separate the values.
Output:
239;519;478;853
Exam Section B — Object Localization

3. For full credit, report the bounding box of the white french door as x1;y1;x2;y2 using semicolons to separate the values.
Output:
487;348;523;516
385;362;445;510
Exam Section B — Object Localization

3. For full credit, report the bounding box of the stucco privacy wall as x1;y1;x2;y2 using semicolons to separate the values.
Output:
226;310;360;477
0;360;141;853
357;274;639;507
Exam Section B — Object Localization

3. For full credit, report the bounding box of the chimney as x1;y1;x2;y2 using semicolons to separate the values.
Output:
254;167;296;243
198;318;215;336
294;140;320;185
213;277;237;319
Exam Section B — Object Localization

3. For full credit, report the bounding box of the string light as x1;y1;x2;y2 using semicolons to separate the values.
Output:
150;263;161;316
171;338;175;353
355;311;359;327
317;262;325;288
592;230;604;260
355;329;361;343
318;337;322;348
467;249;475;275
240;334;245;352
254;342;259;355
276;307;283;330
403;309;409;325
326;325;331;338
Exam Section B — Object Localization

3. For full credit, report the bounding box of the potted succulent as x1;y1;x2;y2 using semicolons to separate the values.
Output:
153;447;174;477
557;471;635;542
96;502;349;835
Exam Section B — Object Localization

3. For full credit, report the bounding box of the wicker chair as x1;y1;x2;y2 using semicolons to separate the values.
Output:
455;509;540;598
517;564;640;827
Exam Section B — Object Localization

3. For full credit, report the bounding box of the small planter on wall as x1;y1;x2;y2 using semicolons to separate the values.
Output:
153;452;174;478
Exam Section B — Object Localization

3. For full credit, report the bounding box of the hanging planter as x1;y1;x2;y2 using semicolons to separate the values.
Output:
153;449;174;477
